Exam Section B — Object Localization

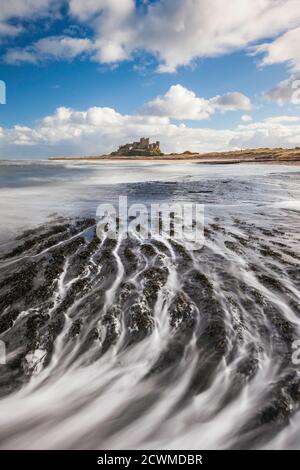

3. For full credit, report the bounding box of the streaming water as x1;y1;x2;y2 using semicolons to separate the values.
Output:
0;161;300;449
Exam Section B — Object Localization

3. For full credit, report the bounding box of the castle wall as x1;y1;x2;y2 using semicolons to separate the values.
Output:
115;138;161;155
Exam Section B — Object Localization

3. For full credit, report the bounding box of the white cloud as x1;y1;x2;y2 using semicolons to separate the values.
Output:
94;0;300;72
210;92;251;112
37;36;92;58
254;27;300;72
86;0;300;73
1;104;300;158
264;115;300;124
142;85;214;120
5;49;37;65
265;75;300;105
0;22;23;37
5;36;93;64
3;0;300;72
142;84;251;120
70;0;136;63
241;114;253;122
69;0;134;22
0;0;59;37
232;115;300;148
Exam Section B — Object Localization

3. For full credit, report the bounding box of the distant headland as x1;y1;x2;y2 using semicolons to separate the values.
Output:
49;139;300;165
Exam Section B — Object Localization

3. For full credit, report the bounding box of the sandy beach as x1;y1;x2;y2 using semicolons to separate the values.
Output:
49;148;300;165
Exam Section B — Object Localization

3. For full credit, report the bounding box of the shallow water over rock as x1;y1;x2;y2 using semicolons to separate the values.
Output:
0;161;300;449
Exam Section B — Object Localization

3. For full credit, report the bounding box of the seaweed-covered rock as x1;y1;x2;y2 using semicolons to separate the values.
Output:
119;282;136;305
141;243;156;258
68;318;83;340
0;309;19;334
127;300;154;344
142;266;168;306
169;292;197;331
102;305;122;352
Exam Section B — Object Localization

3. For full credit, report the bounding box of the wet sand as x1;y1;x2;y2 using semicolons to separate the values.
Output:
49;152;300;166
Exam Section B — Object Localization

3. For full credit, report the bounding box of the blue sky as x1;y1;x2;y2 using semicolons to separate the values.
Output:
0;0;300;158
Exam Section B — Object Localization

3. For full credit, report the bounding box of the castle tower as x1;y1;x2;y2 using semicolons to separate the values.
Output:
140;137;150;147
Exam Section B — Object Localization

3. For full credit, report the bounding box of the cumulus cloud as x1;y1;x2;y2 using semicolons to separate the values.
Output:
142;85;251;120
210;92;251;112
264;75;300;105
80;0;300;73
69;0;135;63
231;115;300;148
1;103;300;159
142;85;214;120
3;0;300;72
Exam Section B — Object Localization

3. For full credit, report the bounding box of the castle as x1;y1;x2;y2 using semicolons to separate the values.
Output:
111;137;162;156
